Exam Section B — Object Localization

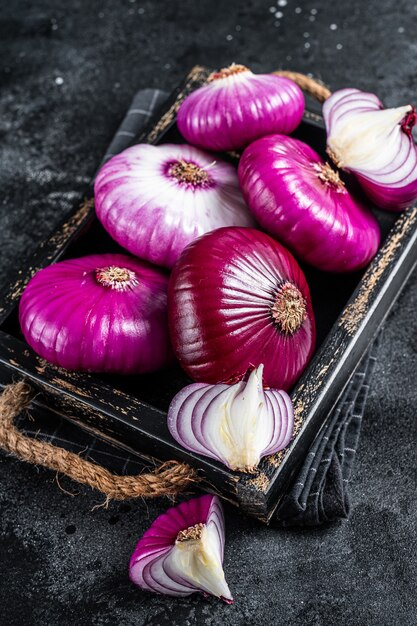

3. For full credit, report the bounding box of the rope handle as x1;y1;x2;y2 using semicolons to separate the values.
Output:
273;70;331;102
0;382;199;501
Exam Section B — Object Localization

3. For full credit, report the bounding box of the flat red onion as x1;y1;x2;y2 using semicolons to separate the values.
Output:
94;143;254;269
129;494;233;603
168;227;315;390
177;64;304;152
168;364;294;472
323;88;417;211
19;254;173;374
238;135;380;272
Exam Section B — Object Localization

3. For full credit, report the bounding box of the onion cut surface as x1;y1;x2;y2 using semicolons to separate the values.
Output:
129;495;233;603
168;364;294;472
323;88;417;211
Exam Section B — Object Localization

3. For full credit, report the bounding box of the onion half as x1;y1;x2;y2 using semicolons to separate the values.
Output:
129;494;233;603
168;364;294;472
323;88;417;211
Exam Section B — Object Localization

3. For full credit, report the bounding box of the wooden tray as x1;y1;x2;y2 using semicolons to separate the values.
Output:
1;66;416;523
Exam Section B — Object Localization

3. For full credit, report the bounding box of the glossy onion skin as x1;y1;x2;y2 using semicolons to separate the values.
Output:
168;227;316;390
177;71;304;152
94;143;254;269
129;494;232;602
19;254;173;374
238;135;380;272
323;88;417;211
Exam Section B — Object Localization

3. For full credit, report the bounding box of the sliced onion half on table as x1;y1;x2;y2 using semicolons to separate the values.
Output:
238;134;380;272
129;495;233;603
168;364;294;472
323;88;417;211
177;63;305;151
94;143;254;269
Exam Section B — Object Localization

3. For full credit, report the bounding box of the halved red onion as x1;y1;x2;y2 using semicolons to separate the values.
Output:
129;494;233;603
177;64;304;151
19;254;173;373
323;88;417;211
238;134;380;272
94;143;254;269
168;227;316;390
168;364;294;472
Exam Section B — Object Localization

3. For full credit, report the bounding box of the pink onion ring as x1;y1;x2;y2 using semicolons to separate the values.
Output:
323;88;417;211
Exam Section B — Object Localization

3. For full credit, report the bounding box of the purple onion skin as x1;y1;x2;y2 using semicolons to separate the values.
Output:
19;254;173;374
168;227;316;391
354;171;417;212
177;71;304;152
94;143;254;269
323;88;417;212
238;135;380;273
129;496;213;575
129;494;231;601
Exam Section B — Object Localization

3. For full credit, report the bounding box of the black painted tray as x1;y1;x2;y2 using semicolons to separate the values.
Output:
1;66;416;522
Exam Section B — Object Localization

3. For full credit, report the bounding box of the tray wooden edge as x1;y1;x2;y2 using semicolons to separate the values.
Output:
0;65;416;521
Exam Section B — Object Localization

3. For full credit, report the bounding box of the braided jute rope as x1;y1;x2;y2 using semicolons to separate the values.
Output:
273;71;331;102
0;72;329;500
0;381;199;500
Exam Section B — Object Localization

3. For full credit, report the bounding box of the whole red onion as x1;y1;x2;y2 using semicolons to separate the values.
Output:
177;64;304;152
168;227;315;390
19;254;173;374
94;143;254;269
238;135;380;272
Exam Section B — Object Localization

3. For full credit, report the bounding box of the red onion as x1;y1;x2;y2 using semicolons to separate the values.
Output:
19;254;173;374
129;494;233;602
323;88;417;211
177;64;304;152
94;143;254;269
238;135;380;272
168;364;294;472
168;227;315;390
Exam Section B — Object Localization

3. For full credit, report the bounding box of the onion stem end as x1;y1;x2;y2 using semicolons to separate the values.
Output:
271;282;307;334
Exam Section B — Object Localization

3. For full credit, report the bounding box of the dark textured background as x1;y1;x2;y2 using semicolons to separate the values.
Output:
1;1;416;624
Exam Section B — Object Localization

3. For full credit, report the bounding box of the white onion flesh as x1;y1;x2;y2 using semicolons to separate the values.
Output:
168;364;294;472
129;495;232;602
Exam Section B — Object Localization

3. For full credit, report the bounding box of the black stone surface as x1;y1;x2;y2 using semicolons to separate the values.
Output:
1;1;416;624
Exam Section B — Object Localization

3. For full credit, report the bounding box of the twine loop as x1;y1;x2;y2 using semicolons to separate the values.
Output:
0;381;199;501
273;70;331;102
